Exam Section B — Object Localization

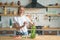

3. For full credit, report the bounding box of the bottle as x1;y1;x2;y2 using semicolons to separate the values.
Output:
17;1;20;5
14;10;17;15
30;25;36;39
3;7;7;15
9;19;12;28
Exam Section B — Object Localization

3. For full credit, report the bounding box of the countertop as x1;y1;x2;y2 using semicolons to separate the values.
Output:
0;35;60;40
0;28;60;31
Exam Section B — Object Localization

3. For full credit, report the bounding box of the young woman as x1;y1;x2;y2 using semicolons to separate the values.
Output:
13;6;34;36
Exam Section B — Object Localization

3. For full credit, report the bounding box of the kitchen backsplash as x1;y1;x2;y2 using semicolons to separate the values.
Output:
0;8;60;28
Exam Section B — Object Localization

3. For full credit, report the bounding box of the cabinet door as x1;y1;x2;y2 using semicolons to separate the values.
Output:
44;31;57;35
6;31;14;34
0;31;6;35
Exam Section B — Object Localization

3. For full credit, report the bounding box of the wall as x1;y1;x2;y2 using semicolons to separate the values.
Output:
25;8;60;28
38;0;60;6
0;0;60;28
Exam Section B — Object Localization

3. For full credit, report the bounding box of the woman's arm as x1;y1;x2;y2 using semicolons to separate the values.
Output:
13;22;26;29
26;15;35;28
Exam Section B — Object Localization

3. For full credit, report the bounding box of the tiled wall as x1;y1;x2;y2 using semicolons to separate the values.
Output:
25;8;60;28
1;16;13;28
0;0;60;28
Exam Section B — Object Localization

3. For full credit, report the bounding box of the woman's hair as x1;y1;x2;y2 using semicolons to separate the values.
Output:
19;6;25;10
18;6;25;14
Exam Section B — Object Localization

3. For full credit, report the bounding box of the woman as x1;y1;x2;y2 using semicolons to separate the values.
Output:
13;6;34;36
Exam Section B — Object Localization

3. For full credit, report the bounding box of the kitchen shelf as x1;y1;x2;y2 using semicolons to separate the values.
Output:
0;5;60;8
46;6;60;11
47;6;60;8
45;14;60;17
0;5;20;7
0;4;20;16
0;14;18;16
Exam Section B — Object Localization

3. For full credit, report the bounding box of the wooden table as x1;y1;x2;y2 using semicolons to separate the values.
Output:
0;35;60;40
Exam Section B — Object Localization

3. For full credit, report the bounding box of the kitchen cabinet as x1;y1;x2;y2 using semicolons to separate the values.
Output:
44;31;57;35
0;28;60;36
28;28;60;35
0;28;16;36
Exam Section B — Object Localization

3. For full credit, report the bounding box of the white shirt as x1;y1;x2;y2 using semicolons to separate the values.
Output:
13;15;31;33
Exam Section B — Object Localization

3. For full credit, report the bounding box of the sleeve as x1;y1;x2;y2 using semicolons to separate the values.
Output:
13;17;17;23
25;16;31;22
26;16;34;25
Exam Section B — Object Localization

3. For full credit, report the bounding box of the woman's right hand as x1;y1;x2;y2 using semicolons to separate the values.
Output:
13;23;20;29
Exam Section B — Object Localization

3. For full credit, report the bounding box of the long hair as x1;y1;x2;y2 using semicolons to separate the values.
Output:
18;6;25;14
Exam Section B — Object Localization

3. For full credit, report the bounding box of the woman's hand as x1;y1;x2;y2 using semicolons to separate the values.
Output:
23;22;27;25
13;22;28;30
17;22;27;29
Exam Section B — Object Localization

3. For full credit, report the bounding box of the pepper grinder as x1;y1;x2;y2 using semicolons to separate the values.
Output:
17;1;21;5
17;1;21;15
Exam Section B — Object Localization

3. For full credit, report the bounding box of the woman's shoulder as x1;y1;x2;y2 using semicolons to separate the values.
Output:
26;15;31;19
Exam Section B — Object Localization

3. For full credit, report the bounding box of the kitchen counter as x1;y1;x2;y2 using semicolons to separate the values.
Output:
0;28;16;30
0;28;16;36
0;28;60;31
0;28;60;35
28;28;60;35
0;35;60;40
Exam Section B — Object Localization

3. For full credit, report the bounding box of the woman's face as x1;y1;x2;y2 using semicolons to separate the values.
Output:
19;7;25;15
